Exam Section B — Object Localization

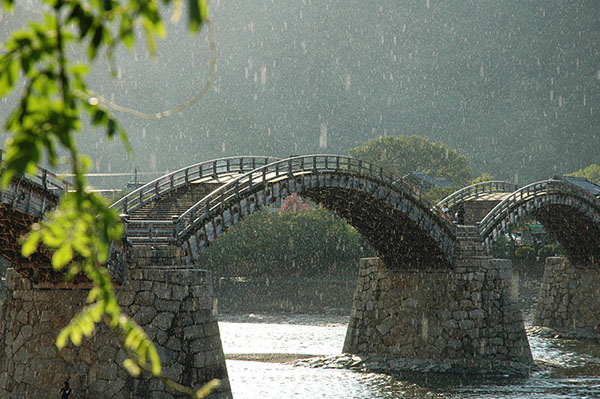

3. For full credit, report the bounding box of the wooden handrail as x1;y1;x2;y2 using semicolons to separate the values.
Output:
437;181;520;210
110;156;278;215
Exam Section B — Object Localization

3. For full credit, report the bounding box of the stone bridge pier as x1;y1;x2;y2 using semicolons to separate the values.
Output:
343;240;533;374
0;245;232;398
534;256;600;330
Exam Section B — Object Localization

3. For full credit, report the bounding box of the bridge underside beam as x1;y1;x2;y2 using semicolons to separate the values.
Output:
534;205;600;266
305;188;450;269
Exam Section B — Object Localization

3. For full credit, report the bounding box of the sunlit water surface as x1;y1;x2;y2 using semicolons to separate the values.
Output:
219;314;600;399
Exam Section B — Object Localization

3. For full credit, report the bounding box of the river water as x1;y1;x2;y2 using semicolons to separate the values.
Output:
218;313;600;399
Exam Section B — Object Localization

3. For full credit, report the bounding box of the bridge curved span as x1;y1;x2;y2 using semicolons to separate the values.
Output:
479;179;600;266
437;181;520;212
111;156;279;215
126;155;457;268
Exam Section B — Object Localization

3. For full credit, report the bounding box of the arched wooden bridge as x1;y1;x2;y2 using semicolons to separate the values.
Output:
109;155;457;275
438;180;521;213
478;180;600;265
3;155;600;284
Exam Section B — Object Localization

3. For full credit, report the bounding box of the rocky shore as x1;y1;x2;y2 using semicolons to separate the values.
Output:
526;325;600;341
292;353;534;376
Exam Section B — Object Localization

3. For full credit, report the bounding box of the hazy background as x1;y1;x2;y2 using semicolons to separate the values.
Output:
1;0;599;188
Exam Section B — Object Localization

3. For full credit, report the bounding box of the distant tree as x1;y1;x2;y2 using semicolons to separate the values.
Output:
514;246;537;262
349;135;472;185
199;207;374;278
566;164;600;185
280;193;310;213
426;187;458;203
472;173;495;184
537;244;565;262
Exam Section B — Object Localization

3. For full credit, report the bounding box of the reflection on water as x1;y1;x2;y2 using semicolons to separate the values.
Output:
220;321;346;355
227;361;442;399
219;315;600;399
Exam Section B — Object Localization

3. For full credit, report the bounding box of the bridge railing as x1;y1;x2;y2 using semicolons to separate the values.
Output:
478;179;600;239
33;167;73;193
110;156;278;215
0;150;73;194
128;155;453;244
437;181;520;210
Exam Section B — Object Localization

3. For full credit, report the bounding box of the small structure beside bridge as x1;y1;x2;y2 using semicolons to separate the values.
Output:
1;155;600;397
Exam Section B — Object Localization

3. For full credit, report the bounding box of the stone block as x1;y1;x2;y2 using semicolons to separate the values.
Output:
134;291;157;307
16;310;27;325
459;319;475;330
153;282;172;300
116;291;136;307
183;325;206;341
152;312;175;331
452;310;467;320
0;372;7;390
133;306;158;326
154;299;181;313
164;336;183;352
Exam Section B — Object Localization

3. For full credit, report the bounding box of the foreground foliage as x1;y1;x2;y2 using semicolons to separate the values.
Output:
1;0;216;396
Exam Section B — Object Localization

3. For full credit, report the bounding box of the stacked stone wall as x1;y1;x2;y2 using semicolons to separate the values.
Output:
343;254;532;373
534;256;600;329
0;260;232;398
463;200;501;225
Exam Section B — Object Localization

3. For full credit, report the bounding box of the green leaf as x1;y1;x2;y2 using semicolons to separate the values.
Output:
78;314;95;336
22;231;41;257
71;326;82;346
78;14;93;39
1;0;13;11
107;119;116;137
69;64;90;76
0;169;16;190
121;30;134;49
52;243;73;269
19;56;32;76
0;59;19;96
148;345;161;375
123;359;141;376
195;380;220;398
56;329;69;349
89;25;104;59
142;19;157;55
188;0;209;33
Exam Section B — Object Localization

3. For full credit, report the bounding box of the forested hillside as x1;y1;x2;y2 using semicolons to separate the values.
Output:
1;0;598;185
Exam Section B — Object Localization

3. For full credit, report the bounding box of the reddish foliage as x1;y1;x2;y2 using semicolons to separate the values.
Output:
280;193;310;213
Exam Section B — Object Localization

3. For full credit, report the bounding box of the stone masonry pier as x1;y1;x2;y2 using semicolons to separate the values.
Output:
0;246;232;398
534;256;600;330
343;242;533;375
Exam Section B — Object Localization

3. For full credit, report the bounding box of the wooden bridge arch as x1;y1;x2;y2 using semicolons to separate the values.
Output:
119;155;457;269
437;181;521;213
478;179;600;266
111;156;279;215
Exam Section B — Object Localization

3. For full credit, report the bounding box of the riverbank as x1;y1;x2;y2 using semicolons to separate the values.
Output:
215;276;356;314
